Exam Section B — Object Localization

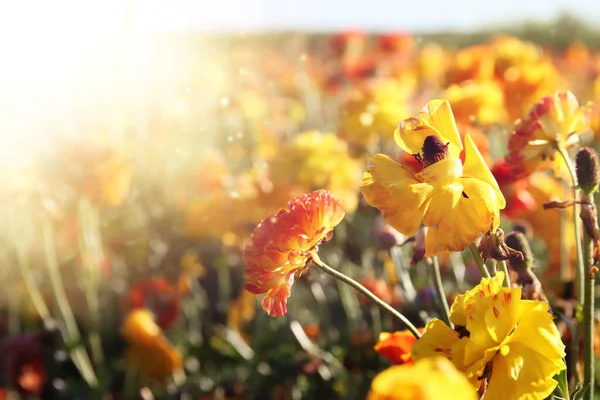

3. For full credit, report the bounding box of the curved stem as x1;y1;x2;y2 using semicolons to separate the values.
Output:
498;260;511;287
310;252;421;338
556;145;584;304
430;256;451;326
469;242;490;278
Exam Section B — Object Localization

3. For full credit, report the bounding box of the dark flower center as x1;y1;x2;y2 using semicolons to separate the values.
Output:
414;135;450;167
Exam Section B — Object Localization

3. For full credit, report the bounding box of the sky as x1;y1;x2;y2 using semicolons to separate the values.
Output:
1;0;600;34
132;0;599;33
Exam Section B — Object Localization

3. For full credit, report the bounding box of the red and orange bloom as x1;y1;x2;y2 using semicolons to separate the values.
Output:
506;90;593;178
375;330;424;365
361;99;505;257
244;190;345;317
129;277;180;331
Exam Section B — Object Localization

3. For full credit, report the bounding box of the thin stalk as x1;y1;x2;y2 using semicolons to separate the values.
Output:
77;198;105;368
469;242;490;278
556;145;584;304
581;192;596;400
310;252;421;338
430;256;451;326
498;260;511;288
43;222;98;387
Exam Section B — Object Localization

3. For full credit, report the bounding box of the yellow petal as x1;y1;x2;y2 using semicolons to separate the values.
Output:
411;318;460;364
486;340;563;400
423;178;499;256
361;154;432;235
395;99;463;158
462;133;506;210
416;157;463;186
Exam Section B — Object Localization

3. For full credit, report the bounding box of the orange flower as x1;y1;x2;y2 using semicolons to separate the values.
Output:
506;90;593;178
375;330;424;365
121;309;183;381
244;190;345;317
1;335;46;396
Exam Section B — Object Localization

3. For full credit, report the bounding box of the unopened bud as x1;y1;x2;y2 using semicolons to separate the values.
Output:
505;231;533;272
576;147;600;194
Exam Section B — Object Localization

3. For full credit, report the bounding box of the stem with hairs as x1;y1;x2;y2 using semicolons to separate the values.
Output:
581;191;596;400
310;251;421;338
556;145;584;304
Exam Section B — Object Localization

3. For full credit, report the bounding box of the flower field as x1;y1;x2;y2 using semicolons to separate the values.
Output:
4;22;600;399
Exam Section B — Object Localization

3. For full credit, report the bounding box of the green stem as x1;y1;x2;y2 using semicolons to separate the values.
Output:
581;191;596;400
310;252;421;338
469;242;490;278
498;260;511;288
430;256;451;326
556;145;584;304
43;222;98;387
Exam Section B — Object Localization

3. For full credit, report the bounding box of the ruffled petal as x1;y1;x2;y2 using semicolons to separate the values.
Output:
361;154;432;235
411;319;461;365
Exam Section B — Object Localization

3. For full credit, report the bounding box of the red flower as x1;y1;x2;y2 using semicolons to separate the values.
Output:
244;190;345;317
1;334;46;396
374;330;423;365
130;277;180;330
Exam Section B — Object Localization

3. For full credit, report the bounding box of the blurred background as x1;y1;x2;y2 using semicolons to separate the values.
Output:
1;0;600;399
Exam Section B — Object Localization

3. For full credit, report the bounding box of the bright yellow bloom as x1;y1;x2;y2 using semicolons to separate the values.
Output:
444;80;507;125
412;272;566;400
368;357;476;400
506;90;593;178
270;131;363;213
361;99;505;257
339;78;413;152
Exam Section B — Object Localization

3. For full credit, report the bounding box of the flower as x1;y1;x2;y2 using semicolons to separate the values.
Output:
244;190;345;317
412;272;565;400
1;334;46;396
339;79;413;152
444;80;507;125
269;131;363;212
121;309;183;381
361;99;505;256
506;90;592;178
368;357;476;400
374;330;422;365
129;277;180;330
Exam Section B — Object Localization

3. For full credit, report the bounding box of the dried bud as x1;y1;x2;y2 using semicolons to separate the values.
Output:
411;226;427;266
416;135;449;167
478;229;524;264
576;147;600;194
504;231;534;271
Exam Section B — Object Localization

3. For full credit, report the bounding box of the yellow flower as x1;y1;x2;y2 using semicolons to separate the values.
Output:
339;79;413;152
444;80;507;125
368;357;476;400
121;309;183;381
506;90;593;178
270;131;362;213
361;99;505;257
412;272;566;400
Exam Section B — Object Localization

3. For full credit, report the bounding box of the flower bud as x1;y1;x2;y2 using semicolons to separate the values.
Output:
576;147;600;194
504;231;534;272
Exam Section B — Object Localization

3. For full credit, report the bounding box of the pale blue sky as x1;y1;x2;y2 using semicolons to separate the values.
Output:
130;0;600;32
